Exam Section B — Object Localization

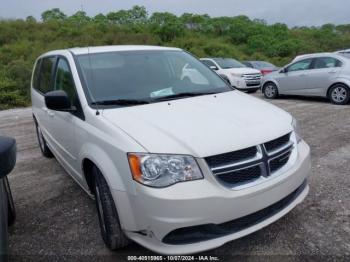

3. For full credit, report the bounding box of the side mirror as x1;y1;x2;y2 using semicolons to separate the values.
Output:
45;90;76;112
280;68;287;74
0;137;16;179
210;65;219;71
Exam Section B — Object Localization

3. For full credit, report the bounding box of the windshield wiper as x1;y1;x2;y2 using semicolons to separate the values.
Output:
91;99;150;106
153;92;218;101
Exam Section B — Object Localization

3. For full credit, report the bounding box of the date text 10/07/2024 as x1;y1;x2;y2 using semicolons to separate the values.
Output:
127;256;220;261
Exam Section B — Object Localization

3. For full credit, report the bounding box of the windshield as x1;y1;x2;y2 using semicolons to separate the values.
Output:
76;50;231;107
251;61;277;70
213;58;246;69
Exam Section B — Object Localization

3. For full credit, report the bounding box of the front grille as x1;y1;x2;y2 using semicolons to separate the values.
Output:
242;73;262;81
217;165;261;185
243;73;262;87
246;82;261;87
270;150;292;173
205;133;293;188
205;146;257;169
265;133;291;153
162;180;307;245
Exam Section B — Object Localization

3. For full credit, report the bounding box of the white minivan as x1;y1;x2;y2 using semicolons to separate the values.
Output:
31;45;311;255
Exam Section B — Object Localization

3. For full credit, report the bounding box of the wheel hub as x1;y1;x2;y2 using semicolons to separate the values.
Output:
332;87;347;103
265;85;276;97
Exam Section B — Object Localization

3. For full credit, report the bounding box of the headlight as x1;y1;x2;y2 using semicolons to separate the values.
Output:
128;153;203;188
292;117;302;143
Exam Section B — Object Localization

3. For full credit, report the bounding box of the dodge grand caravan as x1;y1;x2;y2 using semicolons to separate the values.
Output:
31;46;311;255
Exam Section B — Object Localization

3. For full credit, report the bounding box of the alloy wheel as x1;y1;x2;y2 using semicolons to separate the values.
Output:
265;85;277;98
331;86;347;103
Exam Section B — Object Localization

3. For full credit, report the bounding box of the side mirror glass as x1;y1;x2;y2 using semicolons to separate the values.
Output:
0;137;16;179
45;90;76;112
210;65;219;71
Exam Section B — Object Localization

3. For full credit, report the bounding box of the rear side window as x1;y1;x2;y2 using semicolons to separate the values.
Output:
54;58;77;105
38;57;56;94
313;57;342;69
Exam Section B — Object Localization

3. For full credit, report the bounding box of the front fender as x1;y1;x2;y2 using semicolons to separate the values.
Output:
261;78;280;91
79;143;131;193
79;143;141;231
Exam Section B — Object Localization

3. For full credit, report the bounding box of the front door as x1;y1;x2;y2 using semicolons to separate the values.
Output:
47;57;83;180
277;58;313;95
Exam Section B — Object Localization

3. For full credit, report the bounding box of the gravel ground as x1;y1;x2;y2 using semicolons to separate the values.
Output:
0;93;349;261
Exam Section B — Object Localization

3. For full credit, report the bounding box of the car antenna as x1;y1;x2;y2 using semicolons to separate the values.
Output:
87;46;100;116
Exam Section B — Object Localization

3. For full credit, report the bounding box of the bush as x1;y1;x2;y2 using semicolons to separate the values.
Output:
1;6;350;109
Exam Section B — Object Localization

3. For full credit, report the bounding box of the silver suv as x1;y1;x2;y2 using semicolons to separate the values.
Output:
262;53;350;105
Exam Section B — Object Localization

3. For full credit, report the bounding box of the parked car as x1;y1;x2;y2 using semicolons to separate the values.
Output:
181;63;209;85
336;49;350;58
243;61;279;76
292;52;336;63
0;137;16;261
31;45;311;255
200;58;262;93
262;53;350;105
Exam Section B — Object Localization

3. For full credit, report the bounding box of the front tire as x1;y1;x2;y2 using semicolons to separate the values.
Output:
4;177;15;226
329;84;350;105
263;82;279;99
93;166;130;250
35;122;53;158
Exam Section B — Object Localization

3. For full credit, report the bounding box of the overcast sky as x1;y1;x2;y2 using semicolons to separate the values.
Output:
0;0;349;27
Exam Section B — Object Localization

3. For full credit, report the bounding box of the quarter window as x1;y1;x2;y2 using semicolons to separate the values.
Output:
38;57;56;94
287;59;313;72
313;57;342;69
54;58;77;105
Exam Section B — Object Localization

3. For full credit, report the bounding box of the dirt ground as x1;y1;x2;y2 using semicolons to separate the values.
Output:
0;93;349;261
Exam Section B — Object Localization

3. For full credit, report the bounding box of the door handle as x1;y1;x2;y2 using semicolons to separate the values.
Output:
47;111;55;117
41;107;48;112
328;71;337;74
299;74;307;77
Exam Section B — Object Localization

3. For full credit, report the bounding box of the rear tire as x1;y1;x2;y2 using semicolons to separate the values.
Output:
263;82;279;99
93;166;130;250
329;84;350;105
4;177;15;226
35;122;53;158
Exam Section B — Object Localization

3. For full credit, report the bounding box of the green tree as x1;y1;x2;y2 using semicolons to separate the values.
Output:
149;12;184;42
67;11;91;24
26;16;36;23
1;7;350;109
41;8;67;22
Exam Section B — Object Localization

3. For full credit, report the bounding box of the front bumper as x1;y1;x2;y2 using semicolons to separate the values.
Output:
113;141;311;255
232;77;261;91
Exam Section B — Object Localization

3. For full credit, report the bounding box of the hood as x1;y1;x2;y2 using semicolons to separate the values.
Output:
102;91;293;157
222;67;261;75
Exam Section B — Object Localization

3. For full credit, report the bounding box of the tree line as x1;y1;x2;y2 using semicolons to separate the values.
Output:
0;6;350;109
